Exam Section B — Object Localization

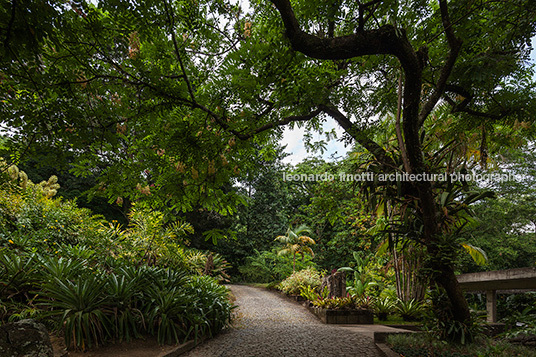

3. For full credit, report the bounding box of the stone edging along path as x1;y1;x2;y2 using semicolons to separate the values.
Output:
181;284;407;357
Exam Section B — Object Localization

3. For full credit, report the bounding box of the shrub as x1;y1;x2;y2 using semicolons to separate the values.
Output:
42;275;111;350
387;333;536;357
239;249;316;283
396;298;425;322
278;267;321;295
105;273;145;342
424;288;483;345
0;173;233;350
187;250;232;283
374;296;395;320
312;295;371;310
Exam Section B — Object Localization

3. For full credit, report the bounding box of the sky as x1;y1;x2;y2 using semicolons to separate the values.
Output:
280;41;536;166
280;121;348;165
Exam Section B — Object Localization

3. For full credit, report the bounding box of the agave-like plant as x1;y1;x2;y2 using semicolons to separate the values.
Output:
0;249;38;299
185;276;233;339
145;286;192;345
42;275;111;350
396;298;424;321
374;296;395;320
37;255;85;282
106;273;145;342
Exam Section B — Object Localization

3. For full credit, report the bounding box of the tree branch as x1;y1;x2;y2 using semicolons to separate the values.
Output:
444;84;510;120
3;0;17;49
418;0;462;126
395;74;411;172
319;104;395;168
163;0;196;102
270;0;421;73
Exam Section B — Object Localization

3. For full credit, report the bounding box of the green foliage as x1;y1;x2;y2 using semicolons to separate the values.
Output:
1;0;536;347
458;147;536;272
0;249;39;299
238;249;315;283
424;288;483;345
186;250;232;283
299;285;320;302
374;297;395;321
42;275;111;350
278;267;322;296
387;333;536;357
338;251;386;298
396;298;425;322
501;306;536;340
312;295;370;310
0;175;232;350
105;273;145;342
275;224;315;272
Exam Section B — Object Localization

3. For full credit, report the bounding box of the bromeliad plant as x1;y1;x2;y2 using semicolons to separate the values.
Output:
374;296;395;321
42;275;111;350
396;298;425;322
312;294;372;310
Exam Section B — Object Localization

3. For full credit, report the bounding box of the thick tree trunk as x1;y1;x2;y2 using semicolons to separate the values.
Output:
435;264;471;322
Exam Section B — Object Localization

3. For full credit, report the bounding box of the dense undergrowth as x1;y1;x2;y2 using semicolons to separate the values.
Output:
0;164;233;351
387;333;536;357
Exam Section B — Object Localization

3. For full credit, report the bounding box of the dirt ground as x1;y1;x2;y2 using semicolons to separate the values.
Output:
50;334;180;357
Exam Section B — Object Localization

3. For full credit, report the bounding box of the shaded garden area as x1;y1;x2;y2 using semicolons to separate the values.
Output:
2;0;536;355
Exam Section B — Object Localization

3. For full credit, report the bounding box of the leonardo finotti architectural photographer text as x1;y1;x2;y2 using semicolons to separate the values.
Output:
282;171;527;183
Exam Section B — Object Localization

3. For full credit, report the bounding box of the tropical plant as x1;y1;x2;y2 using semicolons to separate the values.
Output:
312;295;371;310
299;285;319;302
42;275;111;351
338;251;379;298
145;275;232;345
396;299;425;322
186;251;232;283
278;267;322;296
145;286;191;345
37;255;86;282
0;250;38;300
184;276;233;340
238;249;315;283
275;224;315;272
374;297;395;321
105;273;145;342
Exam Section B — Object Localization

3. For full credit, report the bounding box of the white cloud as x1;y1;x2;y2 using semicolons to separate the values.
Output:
280;120;350;165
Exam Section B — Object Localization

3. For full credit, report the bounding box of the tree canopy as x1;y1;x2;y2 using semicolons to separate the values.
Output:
2;0;536;331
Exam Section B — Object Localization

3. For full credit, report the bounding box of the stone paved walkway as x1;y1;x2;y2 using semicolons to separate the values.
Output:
183;285;382;357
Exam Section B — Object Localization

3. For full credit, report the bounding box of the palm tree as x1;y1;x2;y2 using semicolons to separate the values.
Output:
274;224;315;272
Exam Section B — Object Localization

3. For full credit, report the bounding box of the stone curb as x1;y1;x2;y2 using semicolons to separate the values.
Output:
375;343;400;357
159;336;207;357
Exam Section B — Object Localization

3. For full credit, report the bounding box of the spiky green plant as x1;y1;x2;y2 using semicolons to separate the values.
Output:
374;296;395;320
106;273;145;342
42;275;111;351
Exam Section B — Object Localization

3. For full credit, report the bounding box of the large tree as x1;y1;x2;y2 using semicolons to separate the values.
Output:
2;0;536;328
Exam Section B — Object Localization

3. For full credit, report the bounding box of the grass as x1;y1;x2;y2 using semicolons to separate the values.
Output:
387;332;536;357
374;315;423;326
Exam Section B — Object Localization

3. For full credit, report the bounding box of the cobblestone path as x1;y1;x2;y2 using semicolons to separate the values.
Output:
183;285;382;357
